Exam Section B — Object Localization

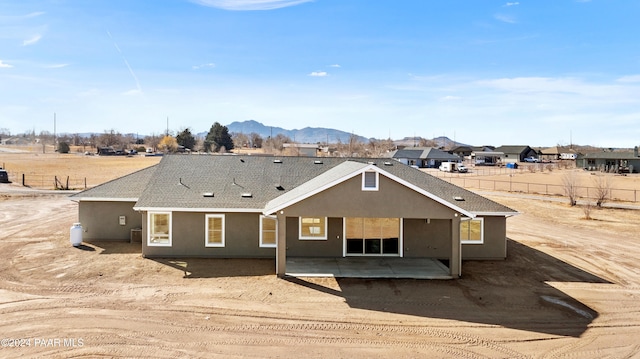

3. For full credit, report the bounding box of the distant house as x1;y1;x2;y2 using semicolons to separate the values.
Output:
539;146;579;161
494;145;537;163
577;147;640;173
390;147;461;168
70;155;518;279
471;147;503;166
282;143;319;157
450;146;473;159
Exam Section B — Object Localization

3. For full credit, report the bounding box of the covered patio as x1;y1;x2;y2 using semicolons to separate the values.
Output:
285;257;452;279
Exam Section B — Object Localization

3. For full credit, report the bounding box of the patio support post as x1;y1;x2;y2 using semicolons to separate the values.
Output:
450;216;461;278
276;212;287;277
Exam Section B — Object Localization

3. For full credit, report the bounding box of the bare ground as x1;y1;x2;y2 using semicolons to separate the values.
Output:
1;188;640;358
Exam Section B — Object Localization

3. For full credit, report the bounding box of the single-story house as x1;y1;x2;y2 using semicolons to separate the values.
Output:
539;146;579;161
494;145;538;163
282;143;320;157
390;147;461;168
577;147;640;173
70;155;518;279
449;146;473;159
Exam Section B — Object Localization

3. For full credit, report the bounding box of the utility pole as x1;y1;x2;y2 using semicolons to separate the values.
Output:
53;112;56;148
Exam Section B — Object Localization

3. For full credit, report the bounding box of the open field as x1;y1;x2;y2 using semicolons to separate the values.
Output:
0;146;161;189
1;151;640;357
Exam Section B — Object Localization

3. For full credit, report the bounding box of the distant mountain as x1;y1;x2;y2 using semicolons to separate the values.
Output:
222;120;370;144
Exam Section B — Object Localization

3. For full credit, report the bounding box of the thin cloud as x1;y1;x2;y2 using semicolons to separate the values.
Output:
438;96;461;102
107;30;143;94
617;75;640;83
192;63;216;70
0;11;45;21
44;63;69;69
0;60;13;68
505;2;519;6
329;64;341;68
494;14;516;24
22;34;42;46
309;71;328;77
191;0;313;11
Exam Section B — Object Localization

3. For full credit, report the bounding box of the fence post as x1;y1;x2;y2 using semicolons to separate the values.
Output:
22;173;25;187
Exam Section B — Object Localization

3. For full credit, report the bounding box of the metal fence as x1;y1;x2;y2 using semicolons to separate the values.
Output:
442;177;639;203
5;171;87;190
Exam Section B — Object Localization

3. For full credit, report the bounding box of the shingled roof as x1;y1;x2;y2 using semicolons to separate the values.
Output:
70;165;157;201
117;155;512;216
71;155;516;216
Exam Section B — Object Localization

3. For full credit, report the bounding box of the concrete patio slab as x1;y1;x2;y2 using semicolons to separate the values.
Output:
285;257;452;279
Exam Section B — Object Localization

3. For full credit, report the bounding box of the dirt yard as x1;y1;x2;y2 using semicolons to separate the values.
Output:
1;150;640;357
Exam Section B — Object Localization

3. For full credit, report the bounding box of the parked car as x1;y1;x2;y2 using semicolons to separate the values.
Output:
523;157;540;163
457;165;468;173
0;169;9;183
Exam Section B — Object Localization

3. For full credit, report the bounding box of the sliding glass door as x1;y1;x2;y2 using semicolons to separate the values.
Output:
345;218;400;256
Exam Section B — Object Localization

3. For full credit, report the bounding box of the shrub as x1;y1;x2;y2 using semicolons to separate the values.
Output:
57;142;70;154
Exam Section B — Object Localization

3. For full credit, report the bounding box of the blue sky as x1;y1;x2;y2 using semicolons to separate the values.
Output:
1;0;639;147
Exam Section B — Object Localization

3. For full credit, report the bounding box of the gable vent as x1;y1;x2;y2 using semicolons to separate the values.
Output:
241;193;253;198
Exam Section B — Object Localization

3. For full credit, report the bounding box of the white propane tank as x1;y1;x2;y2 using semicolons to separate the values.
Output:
70;223;83;247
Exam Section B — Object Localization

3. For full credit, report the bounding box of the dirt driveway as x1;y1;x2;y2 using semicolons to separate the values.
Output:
1;190;639;358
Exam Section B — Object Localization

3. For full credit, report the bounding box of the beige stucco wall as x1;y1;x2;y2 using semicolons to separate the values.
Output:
461;216;507;259
281;174;459;219
141;211;276;258
403;218;452;259
284;217;344;257
78;201;141;241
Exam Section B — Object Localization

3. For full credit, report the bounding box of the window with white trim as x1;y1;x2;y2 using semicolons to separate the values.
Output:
205;214;225;247
148;212;171;246
260;215;277;248
460;218;484;244
362;171;379;191
299;217;327;240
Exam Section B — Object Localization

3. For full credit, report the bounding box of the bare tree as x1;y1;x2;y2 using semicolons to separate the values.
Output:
593;174;612;207
232;132;250;149
582;202;593;220
562;170;579;206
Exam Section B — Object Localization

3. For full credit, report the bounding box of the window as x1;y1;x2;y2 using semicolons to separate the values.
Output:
260;215;277;248
345;217;400;255
148;212;171;246
299;217;327;240
205;214;225;247
460;218;484;244
362;171;379;191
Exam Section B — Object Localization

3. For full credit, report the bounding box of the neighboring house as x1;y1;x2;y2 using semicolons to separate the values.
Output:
577;147;640;173
282;143;319;157
539;146;579;161
450;146;473;159
70;155;518;279
390;147;461;168
494;145;537;163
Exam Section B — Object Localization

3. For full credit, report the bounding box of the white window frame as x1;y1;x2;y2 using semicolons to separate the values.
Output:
205;214;225;247
260;215;277;248
147;211;172;247
460;217;484;244
362;171;379;191
299;217;328;240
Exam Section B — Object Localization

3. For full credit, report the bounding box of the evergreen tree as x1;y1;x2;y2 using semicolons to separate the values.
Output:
204;122;234;152
176;128;196;150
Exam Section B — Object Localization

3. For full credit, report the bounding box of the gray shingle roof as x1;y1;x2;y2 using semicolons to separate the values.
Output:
392;147;460;161
129;155;515;216
70;165;157;201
